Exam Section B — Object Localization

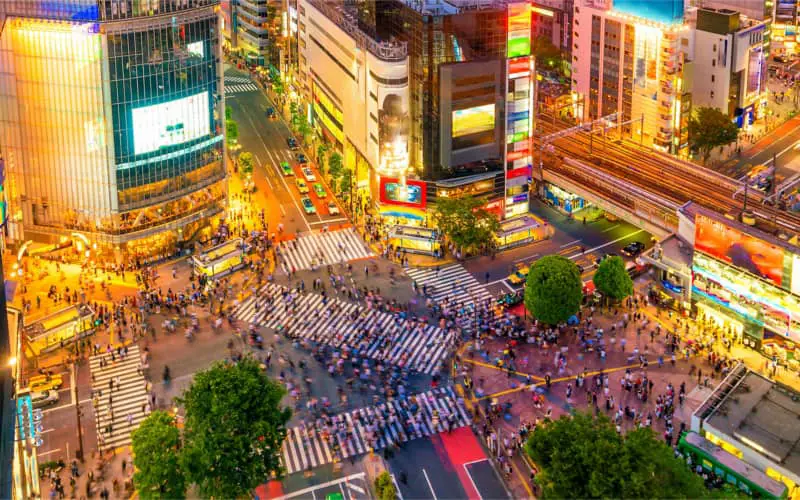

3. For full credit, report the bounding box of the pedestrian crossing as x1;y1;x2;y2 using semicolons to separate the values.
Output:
224;75;252;83
224;82;260;95
406;264;494;305
232;283;455;374
276;228;374;272
281;386;469;475
89;344;150;450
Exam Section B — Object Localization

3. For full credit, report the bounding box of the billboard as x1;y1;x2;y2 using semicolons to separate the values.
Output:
132;91;210;155
453;104;496;138
377;83;410;175
694;214;784;286
507;3;531;58
379;177;426;209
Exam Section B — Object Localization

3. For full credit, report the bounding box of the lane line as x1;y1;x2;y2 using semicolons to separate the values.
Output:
273;472;367;500
501;280;516;293
602;224;620;232
37;448;62;457
566;229;644;260
513;253;539;263
560;239;581;248
422;468;438;500
462;462;484;500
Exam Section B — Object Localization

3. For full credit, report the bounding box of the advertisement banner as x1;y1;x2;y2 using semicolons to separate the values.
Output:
508;57;532;76
507;165;531;178
695;214;785;286
377;83;410;172
379;177;426;209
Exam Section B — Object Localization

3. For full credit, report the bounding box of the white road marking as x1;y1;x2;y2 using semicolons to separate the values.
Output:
344;481;366;494
560;239;581;248
501;280;516;293
37;448;61;457
566;229;644;260
462;461;486;500
513;253;539;263
602;224;620;232
422;468;438;500
273;472;367;500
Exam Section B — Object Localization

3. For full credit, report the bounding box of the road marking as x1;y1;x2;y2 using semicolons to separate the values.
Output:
422;468;438;500
566;229;644;260
501;280;516;293
41;404;73;415
40;428;55;434
390;474;405;500
766;140;798;164
560;239;581;248
344;481;366;494
273;472;367;500
462;462;484;500
253;152;275;190
37;448;61;457
513;253;539;263
602;224;620;232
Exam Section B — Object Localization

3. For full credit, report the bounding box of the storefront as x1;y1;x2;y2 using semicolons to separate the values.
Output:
22;304;95;357
543;182;592;214
191;238;246;278
494;214;552;250
388;226;440;255
376;177;428;227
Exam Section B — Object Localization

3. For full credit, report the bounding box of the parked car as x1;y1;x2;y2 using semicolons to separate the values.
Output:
621;242;645;257
29;390;59;409
296;153;308;164
280;161;294;176
26;374;64;393
507;262;530;285
313;183;327;198
302;167;316;182
301;197;316;214
287;137;299;150
265;107;276;119
295;178;309;194
327;202;340;215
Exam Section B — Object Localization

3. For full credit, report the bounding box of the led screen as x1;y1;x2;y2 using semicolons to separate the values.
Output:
187;41;205;58
694;214;785;286
379;177;426;209
792;254;800;296
452;104;495;138
132;92;210;156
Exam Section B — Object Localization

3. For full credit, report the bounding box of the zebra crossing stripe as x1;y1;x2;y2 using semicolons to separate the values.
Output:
224;83;259;94
89;345;150;450
224;76;252;83
406;264;494;304
231;284;454;374
280;387;468;475
276;228;374;272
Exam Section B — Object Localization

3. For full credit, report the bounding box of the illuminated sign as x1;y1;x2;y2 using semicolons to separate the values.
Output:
694;214;784;287
792;254;800;296
452;104;496;138
508;57;531;75
507;3;532;58
379;177;427;209
507;166;531;178
187;41;205;58
132;92;210;155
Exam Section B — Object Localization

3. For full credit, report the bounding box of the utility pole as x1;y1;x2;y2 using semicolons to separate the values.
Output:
71;362;84;461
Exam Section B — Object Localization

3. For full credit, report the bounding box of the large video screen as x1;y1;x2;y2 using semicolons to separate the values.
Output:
132;92;210;156
379;177;426;209
452;104;495;138
695;214;785;286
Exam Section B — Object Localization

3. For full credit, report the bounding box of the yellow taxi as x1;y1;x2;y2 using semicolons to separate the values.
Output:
507;262;530;285
26;373;64;393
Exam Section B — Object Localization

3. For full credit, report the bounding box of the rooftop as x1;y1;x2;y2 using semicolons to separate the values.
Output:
703;369;800;476
398;0;507;15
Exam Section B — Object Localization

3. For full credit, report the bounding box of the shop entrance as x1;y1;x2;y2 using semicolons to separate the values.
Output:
697;304;744;341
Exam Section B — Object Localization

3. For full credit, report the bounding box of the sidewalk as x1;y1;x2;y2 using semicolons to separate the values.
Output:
40;446;135;499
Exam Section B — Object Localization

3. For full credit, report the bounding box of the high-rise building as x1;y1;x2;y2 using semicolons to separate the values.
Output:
235;0;273;64
571;0;692;155
0;0;226;261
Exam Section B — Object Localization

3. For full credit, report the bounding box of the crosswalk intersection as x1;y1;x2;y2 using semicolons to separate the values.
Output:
405;264;494;305
276;228;374;272
89;344;150;450
232;284;455;374
224;82;260;95
280;386;469;475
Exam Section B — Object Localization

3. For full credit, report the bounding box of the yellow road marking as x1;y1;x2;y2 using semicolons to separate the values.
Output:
462;357;546;381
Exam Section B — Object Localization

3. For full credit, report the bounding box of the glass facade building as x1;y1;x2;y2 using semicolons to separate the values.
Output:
0;0;225;260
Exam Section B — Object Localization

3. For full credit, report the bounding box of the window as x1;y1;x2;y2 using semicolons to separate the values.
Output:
712;59;716;67
711;74;715;82
710;91;715;98
713;44;717;52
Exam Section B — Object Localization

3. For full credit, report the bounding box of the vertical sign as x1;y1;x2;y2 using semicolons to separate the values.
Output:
504;3;533;219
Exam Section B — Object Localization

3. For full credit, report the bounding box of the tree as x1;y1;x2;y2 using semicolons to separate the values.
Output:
374;471;397;500
225;105;232;121
296;113;312;143
689;107;739;164
317;143;329;174
270;72;284;97
433;196;500;255
179;357;291;498
328;152;344;184
238;151;255;176
131;410;186;500
225;119;239;145
593;255;633;302
339;168;353;195
524;254;582;325
526;412;707;499
533;35;563;71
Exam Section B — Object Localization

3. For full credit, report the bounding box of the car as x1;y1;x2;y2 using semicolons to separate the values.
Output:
287;137;299;150
280;161;294;176
748;164;769;179
265;107;276;119
29;390;59;409
26;374;64;393
327;202;340;215
295;178;309;194
621;242;645;257
595;252;619;266
296;153;308;164
507;262;530;285
301;197;316;214
313;183;327;198
302;167;316;182
604;212;619;222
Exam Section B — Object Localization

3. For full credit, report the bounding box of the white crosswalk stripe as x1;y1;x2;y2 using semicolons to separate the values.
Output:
280;386;469;475
406;264;494;305
276;228;374;272
232;284;455;374
89;345;150;450
224;76;252;83
224;82;259;95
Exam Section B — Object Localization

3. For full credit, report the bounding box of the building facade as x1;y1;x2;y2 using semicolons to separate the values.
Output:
691;8;768;127
571;0;692;155
0;0;226;260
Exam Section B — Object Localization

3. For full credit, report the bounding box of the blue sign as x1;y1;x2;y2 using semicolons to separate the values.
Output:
512;193;529;204
613;0;684;23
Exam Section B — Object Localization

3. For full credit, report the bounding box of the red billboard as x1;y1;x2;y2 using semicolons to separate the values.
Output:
694;214;785;286
379;177;427;209
507;165;531;178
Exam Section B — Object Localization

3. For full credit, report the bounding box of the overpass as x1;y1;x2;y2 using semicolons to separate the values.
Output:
541;158;679;239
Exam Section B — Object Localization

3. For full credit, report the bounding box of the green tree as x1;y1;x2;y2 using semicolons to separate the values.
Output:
238;151;255;176
339;168;353;195
131;410;186;500
328;152;344;184
317;143;329;174
179;357;291;498
270;72;284;97
526;412;707;499
533;35;563;71
289;102;299;127
296;113;312;143
689;106;739;164
225;105;232;121
433;196;500;255
374;471;397;500
225;119;239;145
524;254;582;325
593;255;633;302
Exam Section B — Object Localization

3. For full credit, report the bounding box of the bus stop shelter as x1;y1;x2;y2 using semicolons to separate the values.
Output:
22;304;95;357
191;238;246;279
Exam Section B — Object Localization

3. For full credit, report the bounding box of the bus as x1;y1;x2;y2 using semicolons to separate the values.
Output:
677;432;788;499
